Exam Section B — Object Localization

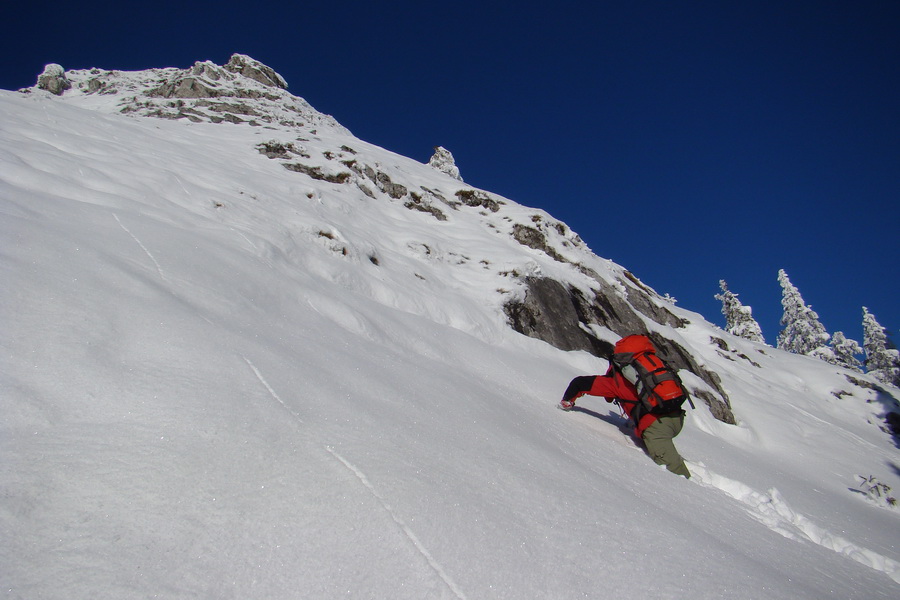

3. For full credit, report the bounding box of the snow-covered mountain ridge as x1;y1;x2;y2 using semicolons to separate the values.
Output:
32;54;346;133
3;55;899;598
28;54;742;419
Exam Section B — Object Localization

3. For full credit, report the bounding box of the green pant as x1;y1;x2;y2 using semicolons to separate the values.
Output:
641;413;690;478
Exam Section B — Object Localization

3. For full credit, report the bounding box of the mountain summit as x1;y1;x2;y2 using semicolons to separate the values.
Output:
30;53;345;132
4;55;900;597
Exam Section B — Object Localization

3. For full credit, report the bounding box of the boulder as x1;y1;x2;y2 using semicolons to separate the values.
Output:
36;64;71;95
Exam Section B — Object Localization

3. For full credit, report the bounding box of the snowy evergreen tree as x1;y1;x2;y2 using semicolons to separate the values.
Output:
714;280;765;343
776;269;829;355
862;307;900;386
810;331;863;372
831;332;864;372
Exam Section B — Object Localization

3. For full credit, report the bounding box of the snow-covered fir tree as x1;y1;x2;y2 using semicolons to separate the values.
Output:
811;331;863;372
714;280;765;343
862;307;900;386
777;269;830;355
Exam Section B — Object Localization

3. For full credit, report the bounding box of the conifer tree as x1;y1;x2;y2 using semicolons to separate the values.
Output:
811;331;863;372
862;307;900;386
715;280;765;343
777;269;829;355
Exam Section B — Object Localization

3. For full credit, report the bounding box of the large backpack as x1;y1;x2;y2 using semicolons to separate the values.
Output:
611;335;694;420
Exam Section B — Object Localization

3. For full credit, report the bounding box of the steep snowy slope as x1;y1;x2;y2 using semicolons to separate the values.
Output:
2;57;899;599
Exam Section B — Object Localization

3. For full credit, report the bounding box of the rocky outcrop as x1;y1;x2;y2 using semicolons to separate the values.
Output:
504;275;734;423
148;55;283;99
406;193;448;221
455;189;501;212
375;171;408;199
223;54;288;89
428;146;463;181
283;162;352;184
148;57;282;100
511;224;568;263
36;64;71;95
17;56;354;155
31;54;346;131
579;267;687;330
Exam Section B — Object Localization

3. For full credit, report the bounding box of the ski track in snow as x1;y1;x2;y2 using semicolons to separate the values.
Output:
242;356;304;423
325;446;468;600
241;353;464;596
689;462;900;583
113;213;167;282
172;174;191;197
231;227;255;248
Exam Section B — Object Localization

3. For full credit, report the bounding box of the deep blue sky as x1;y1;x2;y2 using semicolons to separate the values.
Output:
4;1;898;348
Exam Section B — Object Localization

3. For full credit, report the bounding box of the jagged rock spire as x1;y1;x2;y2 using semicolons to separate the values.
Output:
428;146;462;181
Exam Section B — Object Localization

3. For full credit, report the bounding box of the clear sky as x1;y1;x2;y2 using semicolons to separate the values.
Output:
3;0;897;349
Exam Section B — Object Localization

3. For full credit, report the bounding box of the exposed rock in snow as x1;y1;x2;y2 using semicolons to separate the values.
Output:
35;64;71;95
224;53;288;89
146;54;287;99
504;275;735;423
22;54;346;133
455;188;500;211
148;55;286;100
428;146;462;181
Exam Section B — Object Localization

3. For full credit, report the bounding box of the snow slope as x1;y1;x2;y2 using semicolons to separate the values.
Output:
2;62;899;599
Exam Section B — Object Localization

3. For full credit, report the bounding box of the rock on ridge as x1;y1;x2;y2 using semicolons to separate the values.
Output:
148;54;288;99
428;146;463;181
23;54;347;133
36;64;71;95
223;54;288;89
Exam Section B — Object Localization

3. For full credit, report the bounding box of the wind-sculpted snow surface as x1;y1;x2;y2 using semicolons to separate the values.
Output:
690;463;900;583
2;58;900;599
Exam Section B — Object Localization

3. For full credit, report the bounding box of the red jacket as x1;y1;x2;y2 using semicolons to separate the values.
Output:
572;367;659;437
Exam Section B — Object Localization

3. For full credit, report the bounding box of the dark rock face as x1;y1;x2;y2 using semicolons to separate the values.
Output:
504;277;614;356
505;275;735;424
455;189;501;212
511;225;568;263
375;172;408;199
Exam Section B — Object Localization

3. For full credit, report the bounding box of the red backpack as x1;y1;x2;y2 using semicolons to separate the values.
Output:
611;335;693;418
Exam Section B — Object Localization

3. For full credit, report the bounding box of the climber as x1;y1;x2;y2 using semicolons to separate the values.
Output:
559;335;691;478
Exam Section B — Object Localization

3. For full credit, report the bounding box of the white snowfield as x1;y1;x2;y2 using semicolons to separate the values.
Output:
2;64;899;600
